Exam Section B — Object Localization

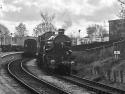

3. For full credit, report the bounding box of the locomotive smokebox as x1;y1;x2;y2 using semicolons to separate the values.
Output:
58;29;65;35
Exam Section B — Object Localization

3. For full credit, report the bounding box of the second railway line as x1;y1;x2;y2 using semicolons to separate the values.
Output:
7;58;71;94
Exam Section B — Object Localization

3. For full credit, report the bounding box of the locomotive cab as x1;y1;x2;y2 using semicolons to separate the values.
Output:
45;40;54;53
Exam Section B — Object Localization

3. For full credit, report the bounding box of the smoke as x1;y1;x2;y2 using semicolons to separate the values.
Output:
62;20;72;30
40;8;73;30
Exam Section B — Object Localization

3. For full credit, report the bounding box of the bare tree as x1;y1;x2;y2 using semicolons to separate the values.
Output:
118;0;125;4
118;0;125;19
33;24;43;37
86;24;108;38
0;24;10;45
0;24;9;35
86;25;97;37
33;11;56;36
40;11;55;23
15;23;27;37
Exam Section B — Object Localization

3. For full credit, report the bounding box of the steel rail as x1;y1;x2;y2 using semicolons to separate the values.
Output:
8;59;70;94
56;74;125;94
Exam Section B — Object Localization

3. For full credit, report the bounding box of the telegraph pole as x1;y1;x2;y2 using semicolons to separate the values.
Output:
0;37;1;65
10;33;12;46
0;0;3;13
0;0;3;47
0;0;3;64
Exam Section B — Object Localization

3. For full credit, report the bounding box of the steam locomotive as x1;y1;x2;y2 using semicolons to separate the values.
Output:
37;29;75;75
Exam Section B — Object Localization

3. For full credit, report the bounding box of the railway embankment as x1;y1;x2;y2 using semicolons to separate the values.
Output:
72;49;125;90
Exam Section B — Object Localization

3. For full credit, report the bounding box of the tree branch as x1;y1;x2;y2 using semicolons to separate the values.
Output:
118;0;125;5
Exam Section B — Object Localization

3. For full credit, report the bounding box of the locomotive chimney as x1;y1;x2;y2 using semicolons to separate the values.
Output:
58;29;65;35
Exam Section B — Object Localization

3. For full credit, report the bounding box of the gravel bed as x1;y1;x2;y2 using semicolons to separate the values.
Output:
0;66;32;94
0;53;33;94
25;59;96;94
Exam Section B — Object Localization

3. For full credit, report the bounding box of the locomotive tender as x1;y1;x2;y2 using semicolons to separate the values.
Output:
37;29;75;75
23;39;37;57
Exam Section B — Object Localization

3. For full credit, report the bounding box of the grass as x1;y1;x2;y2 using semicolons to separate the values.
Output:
71;47;115;78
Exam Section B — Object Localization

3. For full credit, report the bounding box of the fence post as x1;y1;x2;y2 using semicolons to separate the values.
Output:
0;48;2;68
120;70;123;83
114;71;116;82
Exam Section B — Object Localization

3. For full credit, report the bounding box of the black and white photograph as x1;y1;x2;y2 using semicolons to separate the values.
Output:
0;0;125;94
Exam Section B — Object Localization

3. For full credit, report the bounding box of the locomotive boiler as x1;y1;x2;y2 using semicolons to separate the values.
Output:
37;29;75;75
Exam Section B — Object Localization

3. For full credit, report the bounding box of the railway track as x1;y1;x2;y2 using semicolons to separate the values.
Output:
56;74;125;94
22;59;96;94
8;58;70;94
7;55;124;94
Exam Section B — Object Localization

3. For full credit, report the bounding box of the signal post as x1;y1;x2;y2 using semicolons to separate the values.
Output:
114;51;120;61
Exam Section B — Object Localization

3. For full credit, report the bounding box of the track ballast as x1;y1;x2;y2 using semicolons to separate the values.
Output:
56;74;125;94
8;59;70;94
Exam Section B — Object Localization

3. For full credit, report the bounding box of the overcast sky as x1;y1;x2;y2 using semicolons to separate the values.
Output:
0;0;121;37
